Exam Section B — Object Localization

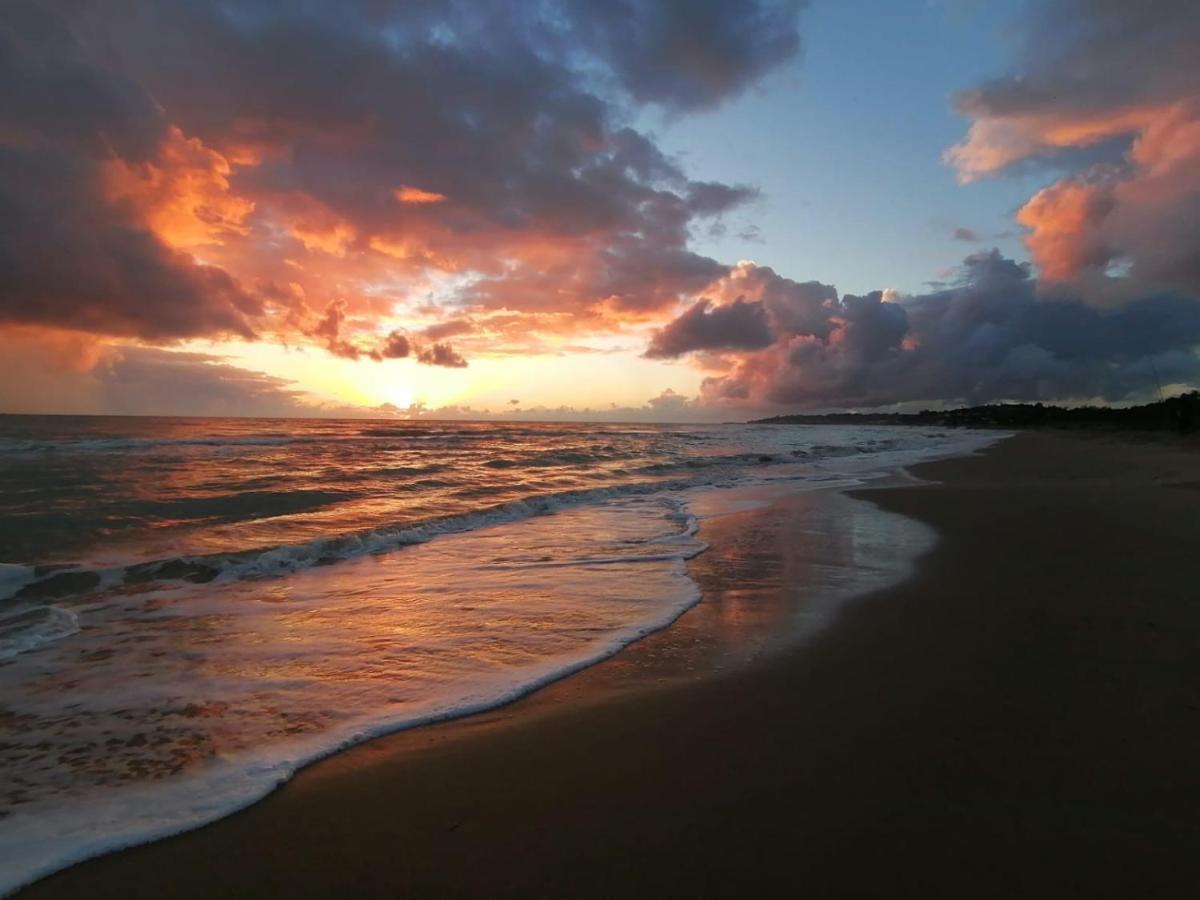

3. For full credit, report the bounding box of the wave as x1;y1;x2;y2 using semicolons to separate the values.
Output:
0;428;556;453
0;490;360;563
4;474;728;605
0;604;80;659
481;449;611;469
630;450;783;475
106;489;355;524
0;563;35;596
789;439;901;459
2;428;1006;606
0;560;703;896
0;435;315;453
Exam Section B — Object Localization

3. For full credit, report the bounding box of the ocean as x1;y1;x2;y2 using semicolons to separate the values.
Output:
0;415;998;891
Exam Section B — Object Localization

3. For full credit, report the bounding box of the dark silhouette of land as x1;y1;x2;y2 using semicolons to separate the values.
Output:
752;391;1199;433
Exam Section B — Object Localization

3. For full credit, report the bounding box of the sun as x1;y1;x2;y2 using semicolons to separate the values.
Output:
387;382;415;410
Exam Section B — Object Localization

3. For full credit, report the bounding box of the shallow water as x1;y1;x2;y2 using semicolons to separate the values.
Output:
0;416;1000;892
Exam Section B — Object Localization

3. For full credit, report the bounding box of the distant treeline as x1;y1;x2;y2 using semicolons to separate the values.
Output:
751;391;1200;433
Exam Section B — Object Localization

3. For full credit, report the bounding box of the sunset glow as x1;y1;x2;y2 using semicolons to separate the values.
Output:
1;0;1198;418
2;5;1199;893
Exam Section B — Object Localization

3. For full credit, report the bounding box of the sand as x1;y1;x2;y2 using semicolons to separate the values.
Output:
18;431;1200;898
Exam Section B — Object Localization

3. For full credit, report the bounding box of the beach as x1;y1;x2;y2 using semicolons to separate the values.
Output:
18;430;1200;898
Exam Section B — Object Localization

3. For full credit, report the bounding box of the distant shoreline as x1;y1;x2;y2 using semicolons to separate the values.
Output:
751;390;1199;433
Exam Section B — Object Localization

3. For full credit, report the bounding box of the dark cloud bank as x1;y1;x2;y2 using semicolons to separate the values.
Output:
647;0;1200;411
651;251;1200;409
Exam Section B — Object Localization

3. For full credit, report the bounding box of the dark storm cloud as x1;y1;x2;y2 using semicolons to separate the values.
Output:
0;0;803;344
0;3;164;161
0;146;261;339
685;182;760;216
566;0;804;110
109;3;792;295
730;265;839;337
690;251;1200;408
953;0;1200;128
0;4;260;339
645;297;774;357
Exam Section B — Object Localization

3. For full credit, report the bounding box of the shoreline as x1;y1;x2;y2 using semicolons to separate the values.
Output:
5;459;942;896
19;431;1200;897
0;436;964;896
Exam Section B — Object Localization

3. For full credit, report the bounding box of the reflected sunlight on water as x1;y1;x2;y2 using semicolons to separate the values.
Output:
0;415;1001;890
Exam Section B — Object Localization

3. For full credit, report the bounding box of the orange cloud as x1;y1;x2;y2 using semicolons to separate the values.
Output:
102;127;255;250
292;220;357;257
394;186;447;205
946;106;1163;183
1017;177;1116;283
1012;102;1200;295
367;235;459;269
945;2;1200;301
0;1;777;368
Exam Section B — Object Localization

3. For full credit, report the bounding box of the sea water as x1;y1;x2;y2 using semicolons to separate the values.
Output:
0;416;1000;892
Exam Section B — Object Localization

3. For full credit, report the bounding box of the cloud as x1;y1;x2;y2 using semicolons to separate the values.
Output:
417;342;468;368
0;6;261;340
8;0;1196;417
421;319;474;341
0;145;261;340
946;0;1200;300
0;335;375;417
395;389;723;423
93;346;315;417
394;186;446;205
645;387;697;416
686;182;760;215
645;297;774;357
307;299;359;359
0;0;803;357
379;331;411;359
707;261;840;338
952;226;981;242
564;0;805;111
678;251;1200;409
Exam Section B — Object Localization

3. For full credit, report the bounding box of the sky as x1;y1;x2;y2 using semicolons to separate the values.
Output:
1;0;1198;420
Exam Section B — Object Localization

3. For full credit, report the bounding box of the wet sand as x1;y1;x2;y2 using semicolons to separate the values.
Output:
19;431;1200;898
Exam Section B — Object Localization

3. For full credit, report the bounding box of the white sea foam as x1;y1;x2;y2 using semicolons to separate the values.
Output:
0;604;79;659
0;496;707;895
0;589;701;895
